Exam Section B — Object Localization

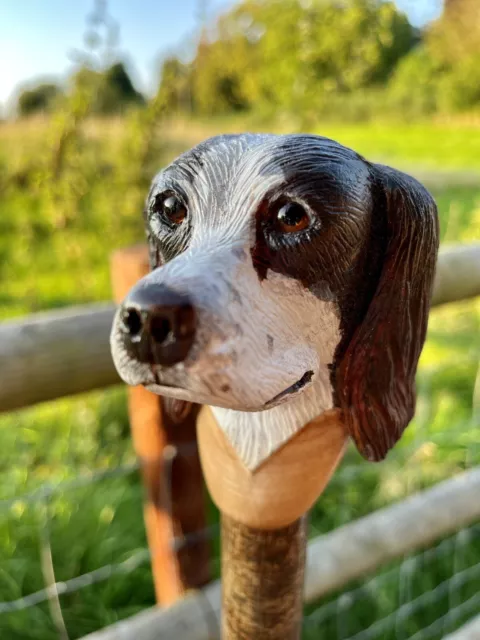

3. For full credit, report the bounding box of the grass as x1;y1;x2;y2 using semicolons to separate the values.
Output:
0;115;479;639
160;116;480;171
313;122;480;172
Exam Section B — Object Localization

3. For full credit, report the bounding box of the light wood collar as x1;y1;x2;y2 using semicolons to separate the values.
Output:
197;406;348;529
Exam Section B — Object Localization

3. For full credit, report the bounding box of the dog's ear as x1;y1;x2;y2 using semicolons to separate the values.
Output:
336;164;439;461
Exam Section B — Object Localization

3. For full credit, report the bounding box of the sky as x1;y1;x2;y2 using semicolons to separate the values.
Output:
0;0;442;111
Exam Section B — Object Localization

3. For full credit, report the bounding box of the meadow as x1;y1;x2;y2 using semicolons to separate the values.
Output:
0;115;479;639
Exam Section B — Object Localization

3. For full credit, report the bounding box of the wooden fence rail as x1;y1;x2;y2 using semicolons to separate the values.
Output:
0;303;118;413
444;614;480;640
0;242;479;415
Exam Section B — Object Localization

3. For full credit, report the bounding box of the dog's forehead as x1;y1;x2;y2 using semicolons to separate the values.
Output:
152;133;368;195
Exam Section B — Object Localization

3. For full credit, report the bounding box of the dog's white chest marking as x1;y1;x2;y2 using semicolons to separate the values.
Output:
210;373;336;471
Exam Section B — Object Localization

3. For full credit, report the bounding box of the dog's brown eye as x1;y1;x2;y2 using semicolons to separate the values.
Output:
154;193;187;226
276;202;310;233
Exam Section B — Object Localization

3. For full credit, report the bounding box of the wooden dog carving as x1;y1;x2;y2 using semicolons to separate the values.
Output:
111;134;439;470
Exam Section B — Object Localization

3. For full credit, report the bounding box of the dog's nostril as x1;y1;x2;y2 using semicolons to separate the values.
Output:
150;316;172;345
119;287;196;366
122;308;143;337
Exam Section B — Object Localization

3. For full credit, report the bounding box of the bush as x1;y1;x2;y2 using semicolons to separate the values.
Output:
17;83;64;117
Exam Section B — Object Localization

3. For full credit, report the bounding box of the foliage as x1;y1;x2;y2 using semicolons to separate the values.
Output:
14;0;480;124
437;55;480;113
15;0;143;120
159;0;416;118
16;83;63;117
428;0;480;65
388;47;480;118
157;57;192;114
387;46;443;117
10;1;150;235
387;0;480;116
155;0;480;121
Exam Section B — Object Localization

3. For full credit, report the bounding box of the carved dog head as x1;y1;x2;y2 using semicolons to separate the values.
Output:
111;134;438;468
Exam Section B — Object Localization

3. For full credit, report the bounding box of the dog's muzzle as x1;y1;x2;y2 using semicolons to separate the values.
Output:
118;283;196;367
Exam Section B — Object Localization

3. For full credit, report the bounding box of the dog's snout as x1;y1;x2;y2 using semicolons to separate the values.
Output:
119;285;195;366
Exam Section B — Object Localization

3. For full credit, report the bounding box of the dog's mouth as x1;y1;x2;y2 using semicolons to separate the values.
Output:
150;381;181;389
142;366;315;410
149;366;184;390
263;370;314;407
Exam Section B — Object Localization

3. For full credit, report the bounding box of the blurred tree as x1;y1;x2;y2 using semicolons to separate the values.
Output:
429;0;480;64
34;0;134;230
17;83;63;117
157;0;417;117
388;0;480;115
99;62;145;113
254;0;415;110
157;57;193;113
70;62;145;114
190;24;255;114
436;55;480;112
388;46;443;116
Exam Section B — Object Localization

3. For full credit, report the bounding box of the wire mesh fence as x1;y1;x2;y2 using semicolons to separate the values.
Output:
303;525;480;639
0;461;142;616
1;404;479;639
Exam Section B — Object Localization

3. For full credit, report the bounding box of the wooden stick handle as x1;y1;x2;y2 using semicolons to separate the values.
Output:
222;514;307;640
198;406;347;529
197;406;347;637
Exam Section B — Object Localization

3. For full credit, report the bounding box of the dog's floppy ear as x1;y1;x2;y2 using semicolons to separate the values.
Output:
336;164;439;461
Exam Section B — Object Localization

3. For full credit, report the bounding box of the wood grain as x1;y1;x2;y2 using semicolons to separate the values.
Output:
0;303;118;413
222;515;306;640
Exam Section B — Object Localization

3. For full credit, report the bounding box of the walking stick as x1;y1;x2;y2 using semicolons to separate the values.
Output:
110;133;439;639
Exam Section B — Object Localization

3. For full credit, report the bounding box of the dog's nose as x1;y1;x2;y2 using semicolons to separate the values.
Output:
119;285;195;366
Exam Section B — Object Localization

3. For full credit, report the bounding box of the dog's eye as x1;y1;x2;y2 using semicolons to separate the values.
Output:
275;202;310;233
153;192;187;227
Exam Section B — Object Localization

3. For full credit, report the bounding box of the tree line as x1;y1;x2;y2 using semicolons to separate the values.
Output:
15;0;480;121
158;0;480;120
17;62;144;117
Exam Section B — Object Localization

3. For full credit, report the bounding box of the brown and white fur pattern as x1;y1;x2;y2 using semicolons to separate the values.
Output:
111;134;439;470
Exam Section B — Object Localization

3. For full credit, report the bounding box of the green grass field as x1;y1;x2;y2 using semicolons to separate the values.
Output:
0;116;479;639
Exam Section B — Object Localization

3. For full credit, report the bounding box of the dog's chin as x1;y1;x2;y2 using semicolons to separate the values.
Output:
143;368;315;413
143;381;263;411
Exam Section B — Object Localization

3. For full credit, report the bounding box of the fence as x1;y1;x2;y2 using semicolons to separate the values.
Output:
2;450;479;638
1;243;479;413
0;242;479;639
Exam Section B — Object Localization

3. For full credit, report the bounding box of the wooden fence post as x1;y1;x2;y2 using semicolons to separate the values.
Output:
111;244;210;605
